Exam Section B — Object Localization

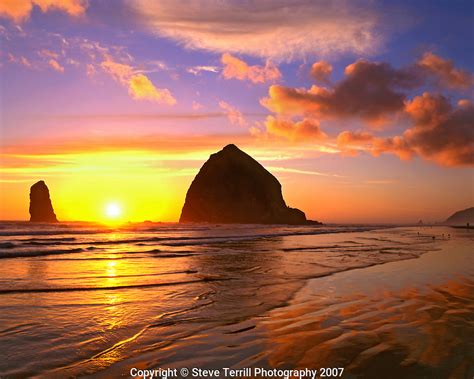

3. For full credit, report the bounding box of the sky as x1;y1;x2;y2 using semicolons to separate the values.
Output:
0;0;473;224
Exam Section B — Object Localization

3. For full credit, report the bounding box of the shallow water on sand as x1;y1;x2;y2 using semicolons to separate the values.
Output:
0;223;471;378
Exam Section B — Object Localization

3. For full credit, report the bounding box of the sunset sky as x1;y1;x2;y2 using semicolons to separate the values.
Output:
0;0;473;223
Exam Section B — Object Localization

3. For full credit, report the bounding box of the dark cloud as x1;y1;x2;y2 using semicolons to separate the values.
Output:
402;93;474;166
337;94;474;167
262;59;421;124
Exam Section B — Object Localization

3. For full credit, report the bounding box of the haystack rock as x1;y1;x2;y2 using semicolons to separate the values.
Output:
29;180;58;222
180;144;319;225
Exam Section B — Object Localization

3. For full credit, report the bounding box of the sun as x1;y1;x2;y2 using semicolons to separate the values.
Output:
105;202;122;219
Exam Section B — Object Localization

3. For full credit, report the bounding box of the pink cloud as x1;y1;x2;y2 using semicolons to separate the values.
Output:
218;100;247;128
7;53;32;68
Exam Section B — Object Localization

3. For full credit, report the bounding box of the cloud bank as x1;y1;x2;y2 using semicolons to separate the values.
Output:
263;54;474;166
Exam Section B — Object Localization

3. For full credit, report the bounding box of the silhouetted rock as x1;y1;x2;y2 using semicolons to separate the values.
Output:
180;144;319;224
29;181;58;222
445;207;474;225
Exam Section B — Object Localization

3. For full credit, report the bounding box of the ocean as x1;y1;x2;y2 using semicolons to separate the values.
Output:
0;222;472;378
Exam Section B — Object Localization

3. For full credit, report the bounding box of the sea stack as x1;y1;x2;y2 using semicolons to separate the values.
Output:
180;144;314;224
29;180;58;222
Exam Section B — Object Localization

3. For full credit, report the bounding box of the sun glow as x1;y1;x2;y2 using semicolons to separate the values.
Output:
105;202;123;220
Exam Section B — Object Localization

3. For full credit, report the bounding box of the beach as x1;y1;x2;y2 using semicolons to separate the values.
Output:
0;223;472;378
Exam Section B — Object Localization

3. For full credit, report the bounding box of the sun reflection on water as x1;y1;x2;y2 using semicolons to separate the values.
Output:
106;260;117;284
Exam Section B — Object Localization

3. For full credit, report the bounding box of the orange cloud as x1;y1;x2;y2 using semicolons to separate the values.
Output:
100;58;176;105
337;130;374;145
261;85;327;116
0;0;87;23
336;131;414;160
417;52;473;89
221;53;281;84
310;61;332;82
336;130;375;156
48;58;64;73
265;116;327;142
404;90;450;125
100;59;134;82
372;136;413;160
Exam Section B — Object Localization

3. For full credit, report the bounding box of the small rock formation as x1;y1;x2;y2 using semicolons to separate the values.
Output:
445;207;474;225
29;180;58;222
180;144;319;224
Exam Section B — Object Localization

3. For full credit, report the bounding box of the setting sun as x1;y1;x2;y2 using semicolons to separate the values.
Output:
105;202;122;219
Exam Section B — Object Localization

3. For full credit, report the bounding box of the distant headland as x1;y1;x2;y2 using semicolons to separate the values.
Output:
180;144;321;225
445;207;474;226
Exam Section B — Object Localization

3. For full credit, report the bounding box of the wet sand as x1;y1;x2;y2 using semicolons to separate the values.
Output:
261;229;474;378
94;227;473;379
